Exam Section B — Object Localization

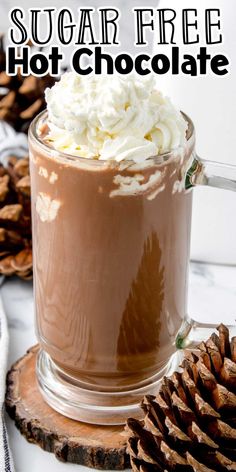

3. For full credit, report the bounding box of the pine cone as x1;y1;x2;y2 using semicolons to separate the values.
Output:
126;324;236;472
0;35;56;132
0;156;32;280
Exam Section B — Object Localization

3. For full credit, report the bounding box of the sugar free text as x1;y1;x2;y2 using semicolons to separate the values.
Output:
7;7;230;77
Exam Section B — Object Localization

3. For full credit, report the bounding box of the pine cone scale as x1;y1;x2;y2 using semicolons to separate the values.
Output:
0;156;32;279
126;325;236;471
0;36;57;132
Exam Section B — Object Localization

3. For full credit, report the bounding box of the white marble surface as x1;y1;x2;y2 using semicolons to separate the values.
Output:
1;261;236;471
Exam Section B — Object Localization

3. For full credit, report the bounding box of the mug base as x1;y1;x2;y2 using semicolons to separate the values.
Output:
36;349;182;425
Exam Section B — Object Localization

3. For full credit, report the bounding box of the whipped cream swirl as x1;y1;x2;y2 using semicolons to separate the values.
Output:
45;73;187;163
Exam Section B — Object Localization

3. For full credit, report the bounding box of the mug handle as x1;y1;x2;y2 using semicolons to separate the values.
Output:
176;153;236;349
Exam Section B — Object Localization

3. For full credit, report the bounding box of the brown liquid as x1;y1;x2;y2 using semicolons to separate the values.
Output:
29;128;194;390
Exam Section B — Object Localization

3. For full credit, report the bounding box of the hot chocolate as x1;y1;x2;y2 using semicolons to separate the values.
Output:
29;73;195;421
30;131;193;389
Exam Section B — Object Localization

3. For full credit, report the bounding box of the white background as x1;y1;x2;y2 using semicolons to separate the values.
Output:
156;0;236;264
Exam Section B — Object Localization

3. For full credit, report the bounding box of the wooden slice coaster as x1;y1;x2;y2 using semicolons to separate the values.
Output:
5;345;130;470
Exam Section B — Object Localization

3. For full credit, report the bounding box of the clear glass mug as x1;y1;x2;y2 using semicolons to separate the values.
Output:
28;111;236;425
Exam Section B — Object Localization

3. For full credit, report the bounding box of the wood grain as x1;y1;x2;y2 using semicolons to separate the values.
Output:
5;345;130;470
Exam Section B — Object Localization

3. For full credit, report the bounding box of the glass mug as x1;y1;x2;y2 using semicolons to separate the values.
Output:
29;111;236;425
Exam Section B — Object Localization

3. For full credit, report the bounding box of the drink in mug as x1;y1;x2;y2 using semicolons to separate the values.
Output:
29;73;198;424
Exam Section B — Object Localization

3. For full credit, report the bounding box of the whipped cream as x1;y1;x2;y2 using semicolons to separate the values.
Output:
45;73;187;163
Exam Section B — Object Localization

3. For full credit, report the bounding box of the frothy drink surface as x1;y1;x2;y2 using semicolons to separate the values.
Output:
29;73;193;390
